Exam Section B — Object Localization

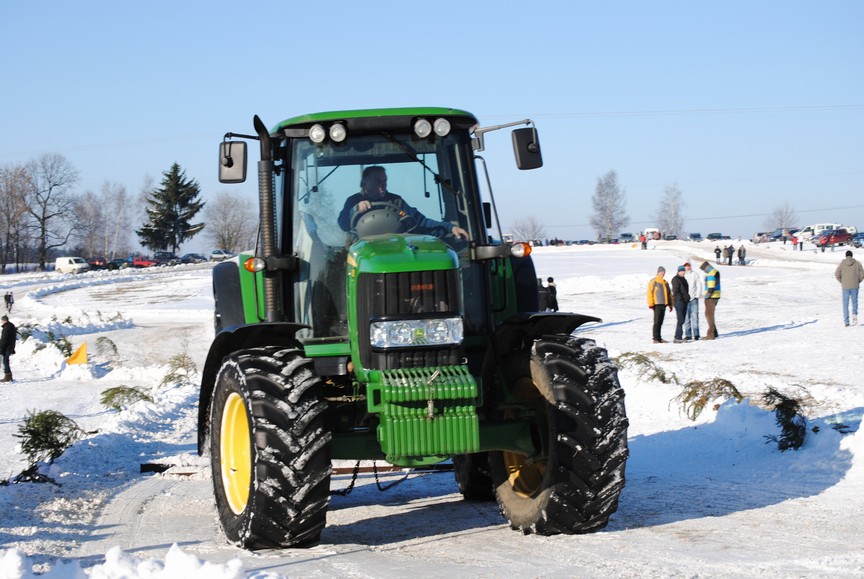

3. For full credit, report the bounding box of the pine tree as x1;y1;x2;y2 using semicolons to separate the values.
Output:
137;163;205;253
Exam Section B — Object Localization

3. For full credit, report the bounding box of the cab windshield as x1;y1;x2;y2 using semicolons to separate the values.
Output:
284;132;485;339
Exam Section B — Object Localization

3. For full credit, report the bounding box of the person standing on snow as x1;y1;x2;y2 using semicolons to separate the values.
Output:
3;292;12;313
834;250;864;327
737;245;746;265
647;266;673;344
670;265;690;343
1;315;16;382
714;246;722;264
683;262;703;340
700;261;721;340
545;277;559;312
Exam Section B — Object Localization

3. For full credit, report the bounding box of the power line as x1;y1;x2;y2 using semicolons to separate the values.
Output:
486;104;864;120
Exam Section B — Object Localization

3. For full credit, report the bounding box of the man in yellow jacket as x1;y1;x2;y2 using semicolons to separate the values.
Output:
647;266;673;343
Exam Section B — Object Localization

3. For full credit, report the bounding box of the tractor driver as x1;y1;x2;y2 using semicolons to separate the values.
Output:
337;166;469;240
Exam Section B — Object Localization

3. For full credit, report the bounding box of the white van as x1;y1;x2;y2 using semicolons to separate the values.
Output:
812;223;842;239
55;256;91;274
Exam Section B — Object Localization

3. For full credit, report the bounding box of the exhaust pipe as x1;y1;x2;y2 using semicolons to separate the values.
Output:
253;115;280;323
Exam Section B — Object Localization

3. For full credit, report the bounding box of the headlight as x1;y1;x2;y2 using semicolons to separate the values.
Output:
433;118;451;136
414;118;432;138
309;124;326;143
370;317;463;348
329;123;347;142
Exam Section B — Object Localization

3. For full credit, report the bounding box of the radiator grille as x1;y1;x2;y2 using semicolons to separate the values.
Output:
357;270;462;369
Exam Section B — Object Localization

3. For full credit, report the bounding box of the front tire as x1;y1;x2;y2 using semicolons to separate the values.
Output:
489;335;629;534
210;347;331;549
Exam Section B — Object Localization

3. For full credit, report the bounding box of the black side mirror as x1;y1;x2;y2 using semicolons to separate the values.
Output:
219;141;247;183
512;127;543;170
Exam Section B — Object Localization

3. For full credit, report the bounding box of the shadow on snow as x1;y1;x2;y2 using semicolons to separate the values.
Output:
609;404;860;530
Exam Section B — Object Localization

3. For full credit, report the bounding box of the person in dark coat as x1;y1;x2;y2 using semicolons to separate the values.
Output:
670;265;690;344
714;246;722;264
546;277;559;312
670;265;690;342
0;315;16;382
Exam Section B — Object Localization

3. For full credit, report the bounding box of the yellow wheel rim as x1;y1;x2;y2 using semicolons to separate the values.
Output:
220;392;251;514
503;450;546;498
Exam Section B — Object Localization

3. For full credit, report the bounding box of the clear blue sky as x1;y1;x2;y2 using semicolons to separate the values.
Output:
2;1;862;251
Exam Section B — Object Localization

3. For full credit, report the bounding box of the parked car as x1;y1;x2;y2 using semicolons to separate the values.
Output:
689;233;703;242
180;253;208;264
664;235;678;241
87;257;107;270
55;256;90;274
210;249;235;261
106;258;128;270
132;255;158;268
816;228;853;247
153;251;179;266
706;232;723;241
852;232;864;248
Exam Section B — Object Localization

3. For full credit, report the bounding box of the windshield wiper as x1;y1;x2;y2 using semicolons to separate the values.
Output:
381;132;460;196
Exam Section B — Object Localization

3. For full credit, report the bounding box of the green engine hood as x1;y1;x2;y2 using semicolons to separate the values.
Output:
347;234;458;274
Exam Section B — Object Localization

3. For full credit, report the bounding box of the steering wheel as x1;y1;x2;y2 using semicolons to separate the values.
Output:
351;201;405;237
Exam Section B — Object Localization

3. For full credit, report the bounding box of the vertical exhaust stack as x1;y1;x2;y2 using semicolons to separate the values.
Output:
253;115;279;322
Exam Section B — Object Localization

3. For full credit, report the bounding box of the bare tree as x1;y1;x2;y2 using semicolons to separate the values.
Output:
102;182;132;258
589;170;629;241
763;202;797;232
72;181;132;260
0;164;33;273
204;192;256;252
654;183;686;239
26;153;80;270
510;215;548;243
73;190;103;259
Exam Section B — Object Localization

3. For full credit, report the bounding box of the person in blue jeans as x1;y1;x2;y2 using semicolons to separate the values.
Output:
670;266;690;343
682;262;703;340
835;250;864;326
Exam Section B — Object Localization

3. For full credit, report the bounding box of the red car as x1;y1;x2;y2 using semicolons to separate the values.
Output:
132;256;158;268
817;228;852;247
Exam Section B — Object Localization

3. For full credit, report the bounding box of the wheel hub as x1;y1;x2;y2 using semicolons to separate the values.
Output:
220;392;251;514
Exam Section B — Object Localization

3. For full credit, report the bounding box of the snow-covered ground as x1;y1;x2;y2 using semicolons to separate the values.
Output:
1;240;862;578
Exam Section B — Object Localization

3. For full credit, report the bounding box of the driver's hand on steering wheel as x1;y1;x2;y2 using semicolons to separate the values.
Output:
356;200;372;214
451;225;469;240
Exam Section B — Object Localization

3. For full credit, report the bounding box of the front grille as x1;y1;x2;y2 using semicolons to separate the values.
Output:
357;270;462;369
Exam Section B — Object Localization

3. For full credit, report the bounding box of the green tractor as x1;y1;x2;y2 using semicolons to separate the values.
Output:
198;107;628;549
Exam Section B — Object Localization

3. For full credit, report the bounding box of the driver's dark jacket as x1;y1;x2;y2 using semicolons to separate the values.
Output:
338;191;453;237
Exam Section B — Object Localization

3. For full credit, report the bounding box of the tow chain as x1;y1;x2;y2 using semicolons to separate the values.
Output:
332;460;411;496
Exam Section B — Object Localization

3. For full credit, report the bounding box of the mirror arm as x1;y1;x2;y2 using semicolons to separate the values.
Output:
472;119;534;151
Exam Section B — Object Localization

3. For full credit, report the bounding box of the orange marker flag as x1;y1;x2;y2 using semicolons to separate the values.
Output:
67;342;88;365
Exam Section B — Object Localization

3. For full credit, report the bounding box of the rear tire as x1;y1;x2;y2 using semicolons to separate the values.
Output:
489;335;628;534
453;452;495;501
209;347;331;549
